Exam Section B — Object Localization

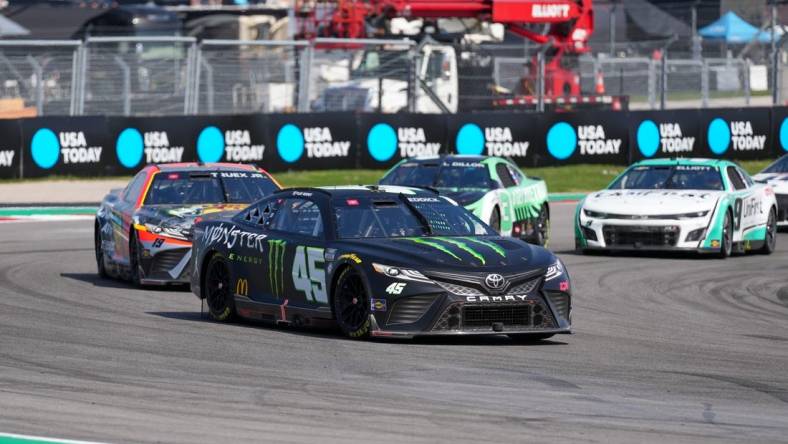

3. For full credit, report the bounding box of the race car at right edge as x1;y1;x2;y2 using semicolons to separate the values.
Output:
575;158;778;257
753;154;788;225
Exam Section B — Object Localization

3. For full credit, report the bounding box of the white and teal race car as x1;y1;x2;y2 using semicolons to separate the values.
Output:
379;155;550;245
575;158;778;257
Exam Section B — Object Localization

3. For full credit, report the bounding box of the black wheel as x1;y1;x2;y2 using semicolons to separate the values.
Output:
204;254;236;322
760;207;777;255
333;267;371;339
718;211;733;259
128;230;142;285
489;207;501;234
533;205;550;246
508;333;555;342
94;222;108;278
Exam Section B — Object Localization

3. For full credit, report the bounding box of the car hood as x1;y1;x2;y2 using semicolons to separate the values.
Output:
754;173;788;193
583;189;723;215
336;236;555;272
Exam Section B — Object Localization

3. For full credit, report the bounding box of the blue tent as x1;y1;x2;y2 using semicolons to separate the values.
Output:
699;11;773;44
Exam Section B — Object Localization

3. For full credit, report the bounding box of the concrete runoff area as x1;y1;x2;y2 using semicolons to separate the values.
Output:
0;203;787;443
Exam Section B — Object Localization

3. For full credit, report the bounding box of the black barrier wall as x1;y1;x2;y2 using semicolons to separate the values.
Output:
1;108;786;179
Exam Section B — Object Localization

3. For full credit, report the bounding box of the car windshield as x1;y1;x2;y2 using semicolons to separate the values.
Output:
334;195;496;239
145;171;278;205
762;156;788;173
380;161;493;191
609;165;724;191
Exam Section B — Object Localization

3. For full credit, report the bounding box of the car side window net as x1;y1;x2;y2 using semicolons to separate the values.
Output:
496;163;516;188
727;166;746;190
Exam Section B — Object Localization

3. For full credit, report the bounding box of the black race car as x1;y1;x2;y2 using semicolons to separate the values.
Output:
95;163;280;286
190;185;572;340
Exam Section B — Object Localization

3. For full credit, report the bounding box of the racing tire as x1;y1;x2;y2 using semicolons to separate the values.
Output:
94;222;108;278
129;230;142;286
718;211;733;259
508;333;555;342
333;267;371;339
490;207;501;234
204;254;236;322
760;207;777;255
533;205;550;247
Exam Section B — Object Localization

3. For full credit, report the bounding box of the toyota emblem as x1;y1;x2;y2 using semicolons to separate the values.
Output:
485;274;505;289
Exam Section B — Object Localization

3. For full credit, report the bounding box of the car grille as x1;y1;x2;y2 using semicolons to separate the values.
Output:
432;298;556;332
602;225;679;247
544;291;570;320
463;305;531;328
151;248;188;275
509;278;540;295
387;295;437;325
433;280;483;296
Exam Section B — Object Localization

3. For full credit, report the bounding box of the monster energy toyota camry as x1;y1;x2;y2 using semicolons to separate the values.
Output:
190;185;571;340
379;155;550;245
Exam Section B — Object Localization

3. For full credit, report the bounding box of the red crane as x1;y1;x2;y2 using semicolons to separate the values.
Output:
296;0;609;108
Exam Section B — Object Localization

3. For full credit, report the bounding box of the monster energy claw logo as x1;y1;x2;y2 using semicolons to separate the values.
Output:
268;239;287;297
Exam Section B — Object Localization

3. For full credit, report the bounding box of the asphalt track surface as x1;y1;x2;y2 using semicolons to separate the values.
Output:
1;203;787;444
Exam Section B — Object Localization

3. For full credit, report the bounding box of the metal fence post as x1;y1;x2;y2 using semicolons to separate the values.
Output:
701;58;709;108
191;43;203;115
26;55;44;116
744;58;751;106
200;57;214;115
407;45;417;112
648;59;656;109
78;41;88;115
297;42;312;112
660;53;667;110
113;55;131;116
69;45;81;115
537;46;547;112
183;42;196;115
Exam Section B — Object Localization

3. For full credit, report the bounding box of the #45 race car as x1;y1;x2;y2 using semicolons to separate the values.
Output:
575;158;778;257
191;185;571;340
379;155;551;245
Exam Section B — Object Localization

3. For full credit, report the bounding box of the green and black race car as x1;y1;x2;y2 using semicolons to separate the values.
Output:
190;185;571;340
379;155;550;245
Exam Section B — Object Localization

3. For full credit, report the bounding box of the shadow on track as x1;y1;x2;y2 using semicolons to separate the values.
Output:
553;248;719;260
147;310;567;346
60;272;190;292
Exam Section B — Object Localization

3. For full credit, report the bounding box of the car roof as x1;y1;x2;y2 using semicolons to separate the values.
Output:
633;158;733;168
400;155;498;164
277;185;440;198
152;162;260;173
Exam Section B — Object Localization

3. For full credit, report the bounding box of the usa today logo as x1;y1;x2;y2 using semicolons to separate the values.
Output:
455;123;528;157
706;118;766;155
780;117;788;152
367;123;440;162
116;128;184;168
276;124;349;163
636;120;694;158
546;122;621;160
30;128;102;169
197;126;265;163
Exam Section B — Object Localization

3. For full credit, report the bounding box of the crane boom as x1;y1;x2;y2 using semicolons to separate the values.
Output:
296;0;593;52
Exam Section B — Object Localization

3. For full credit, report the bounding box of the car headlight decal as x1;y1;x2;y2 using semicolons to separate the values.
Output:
544;259;564;281
372;263;431;283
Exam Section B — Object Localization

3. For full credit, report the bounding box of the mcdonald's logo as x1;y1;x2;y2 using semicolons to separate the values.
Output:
236;278;249;296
